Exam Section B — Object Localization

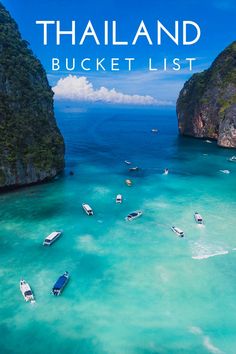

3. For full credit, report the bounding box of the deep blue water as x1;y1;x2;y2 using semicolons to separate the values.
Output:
0;105;236;354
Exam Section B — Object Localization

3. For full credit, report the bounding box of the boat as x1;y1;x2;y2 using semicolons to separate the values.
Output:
194;212;204;224
125;210;142;221
51;271;69;296
220;169;230;174
125;179;132;186
229;156;236;162
129;166;139;171
82;203;94;215
124;160;131;165
163;168;169;175
171;226;184;237
20;280;35;303
205;140;212;144
116;194;122;203
151;128;158;133
43;231;62;246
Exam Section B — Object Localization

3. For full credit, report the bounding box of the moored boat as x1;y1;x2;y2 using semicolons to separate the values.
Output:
129;166;139;171
194;212;204;224
125;210;143;221
163;168;169;175
229;156;236;162
125;179;132;186
20;279;35;303
43;231;62;246
171;226;184;237
51;272;70;296
116;194;122;203
220;169;230;174
82;203;94;215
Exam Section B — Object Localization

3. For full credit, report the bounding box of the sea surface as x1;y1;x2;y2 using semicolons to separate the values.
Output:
0;105;236;354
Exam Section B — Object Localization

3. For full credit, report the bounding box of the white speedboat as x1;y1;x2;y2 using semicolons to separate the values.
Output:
125;210;142;221
151;128;158;133
163;168;169;175
229;156;236;162
205;140;212;144
171;226;184;237
220;169;230;174
194;212;204;224
82;203;94;215
125;179;132;186
124;160;131;165
116;194;122;203
20;280;35;303
129;166;139;171
43;231;62;246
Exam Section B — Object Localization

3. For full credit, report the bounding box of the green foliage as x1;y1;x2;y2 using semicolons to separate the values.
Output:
218;94;236;118
0;3;65;186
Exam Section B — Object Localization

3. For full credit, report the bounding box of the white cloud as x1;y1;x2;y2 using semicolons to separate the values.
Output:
53;75;170;105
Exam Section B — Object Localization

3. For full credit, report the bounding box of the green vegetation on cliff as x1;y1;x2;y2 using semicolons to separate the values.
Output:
0;3;65;187
177;41;236;147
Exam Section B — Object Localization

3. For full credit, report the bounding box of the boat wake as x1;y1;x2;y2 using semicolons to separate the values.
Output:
192;251;228;260
189;326;224;354
191;241;229;260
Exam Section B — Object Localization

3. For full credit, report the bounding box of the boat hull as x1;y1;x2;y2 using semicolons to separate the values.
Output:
43;231;62;246
82;204;93;215
171;227;184;237
125;211;142;221
52;272;69;296
20;280;35;303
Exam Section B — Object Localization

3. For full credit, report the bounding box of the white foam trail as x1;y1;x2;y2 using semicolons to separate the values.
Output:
203;336;224;354
189;326;224;354
197;224;205;229
191;241;229;260
192;250;228;260
189;326;202;335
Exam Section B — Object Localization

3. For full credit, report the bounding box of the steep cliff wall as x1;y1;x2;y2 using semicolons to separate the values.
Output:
177;42;236;148
0;3;65;189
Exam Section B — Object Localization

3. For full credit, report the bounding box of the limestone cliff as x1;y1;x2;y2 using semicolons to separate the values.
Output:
0;3;65;189
177;41;236;148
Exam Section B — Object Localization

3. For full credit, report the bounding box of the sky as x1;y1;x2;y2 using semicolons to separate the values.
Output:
2;0;236;105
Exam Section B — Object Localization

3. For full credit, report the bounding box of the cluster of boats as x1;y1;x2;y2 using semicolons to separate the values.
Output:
124;160;169;186
171;212;204;237
20;271;69;303
20;210;205;303
20;157;205;303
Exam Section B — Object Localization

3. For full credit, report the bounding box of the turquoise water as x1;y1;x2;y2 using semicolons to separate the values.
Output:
0;106;236;354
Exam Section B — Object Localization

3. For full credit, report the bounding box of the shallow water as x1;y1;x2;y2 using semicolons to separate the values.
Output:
0;105;236;354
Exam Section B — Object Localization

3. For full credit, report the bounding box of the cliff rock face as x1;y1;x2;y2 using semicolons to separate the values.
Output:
0;4;65;189
177;41;236;148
